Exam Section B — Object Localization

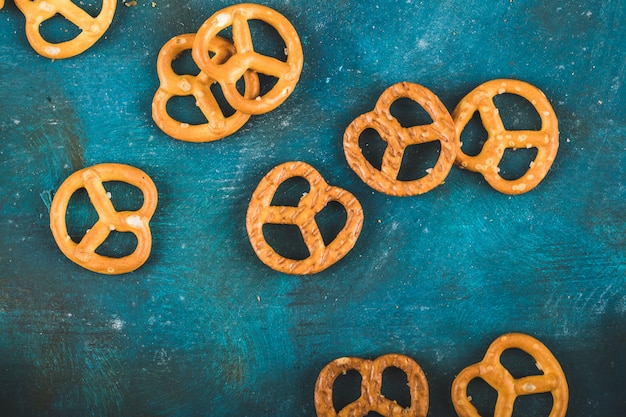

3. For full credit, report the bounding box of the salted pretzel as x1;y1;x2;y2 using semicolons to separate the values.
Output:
246;161;363;275
314;354;429;417
451;333;568;417
343;82;456;196
14;0;116;59
49;163;158;275
152;33;260;142
192;3;303;115
452;79;559;194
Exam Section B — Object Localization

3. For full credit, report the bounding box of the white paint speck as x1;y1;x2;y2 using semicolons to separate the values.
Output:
111;317;124;331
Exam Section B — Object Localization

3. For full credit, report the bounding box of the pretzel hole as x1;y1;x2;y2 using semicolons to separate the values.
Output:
210;82;237;117
247;19;288;65
466;378;498;417
39;14;82;44
358;128;387;170
497;148;538;180
66;188;100;242
166;96;209;125
270;176;310;206
397;141;442;182
70;0;104;18
459;112;488;156
500;348;544;378
314;201;348;246
381;366;412;408
262;224;309;260
512;392;554;416
389;98;434;128
94;231;138;258
332;369;362;413
171;49;200;76
104;181;145;211
493;94;542;131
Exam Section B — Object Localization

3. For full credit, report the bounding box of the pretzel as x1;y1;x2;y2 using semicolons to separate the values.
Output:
49;163;158;274
314;354;429;417
14;0;116;59
451;333;568;417
246;161;363;275
152;33;260;142
452;79;559;194
192;3;303;115
343;82;456;196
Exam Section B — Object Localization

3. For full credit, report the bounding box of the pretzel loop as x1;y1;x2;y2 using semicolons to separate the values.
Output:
452;79;559;194
49;163;158;274
344;82;456;196
193;3;304;115
314;354;429;417
15;0;116;59
451;333;569;417
246;161;363;275
152;33;260;142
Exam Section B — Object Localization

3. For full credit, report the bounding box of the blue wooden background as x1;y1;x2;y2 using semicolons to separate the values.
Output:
1;0;624;416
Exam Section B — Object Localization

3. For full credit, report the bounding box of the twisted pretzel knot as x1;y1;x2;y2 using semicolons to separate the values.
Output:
246;161;363;275
152;33;260;142
451;333;568;417
343;82;456;196
314;354;429;417
192;3;304;115
14;0;116;59
49;164;158;275
452;79;559;194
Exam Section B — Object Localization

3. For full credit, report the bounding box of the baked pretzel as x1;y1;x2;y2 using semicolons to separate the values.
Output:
192;3;303;115
246;161;363;275
343;82;456;196
452;79;559;194
451;333;568;417
49;163;158;274
314;354;429;417
152;33;260;142
14;0;116;59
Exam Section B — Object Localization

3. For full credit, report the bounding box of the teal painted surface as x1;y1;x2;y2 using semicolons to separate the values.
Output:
0;0;624;416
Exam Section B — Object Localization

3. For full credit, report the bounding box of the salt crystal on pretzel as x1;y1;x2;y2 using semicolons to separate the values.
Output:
451;333;568;417
152;33;260;142
192;3;303;115
314;354;429;417
452;79;559;194
49;163;157;274
246;161;363;275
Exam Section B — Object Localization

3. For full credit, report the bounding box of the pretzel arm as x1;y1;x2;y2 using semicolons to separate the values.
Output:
55;0;100;32
74;220;110;259
260;205;302;225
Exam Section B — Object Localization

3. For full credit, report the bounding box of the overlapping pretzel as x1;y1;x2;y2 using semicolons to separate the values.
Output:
49;163;158;274
152;33;260;142
14;0;116;59
344;82;456;196
246;161;363;275
451;333;569;417
192;3;304;115
452;79;559;194
315;354;429;417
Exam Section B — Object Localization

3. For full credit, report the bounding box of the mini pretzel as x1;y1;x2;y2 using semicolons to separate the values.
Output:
49;163;158;275
314;354;429;417
14;0;116;59
452;79;559;194
192;3;303;115
343;82;456;196
246;161;363;275
152;33;260;142
451;333;568;417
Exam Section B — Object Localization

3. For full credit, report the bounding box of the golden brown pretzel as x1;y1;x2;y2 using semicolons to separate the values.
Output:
246;161;363;275
14;0;116;59
451;333;568;417
343;82;456;196
452;79;559;194
314;354;429;417
192;3;303;115
152;33;260;142
49;163;158;274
